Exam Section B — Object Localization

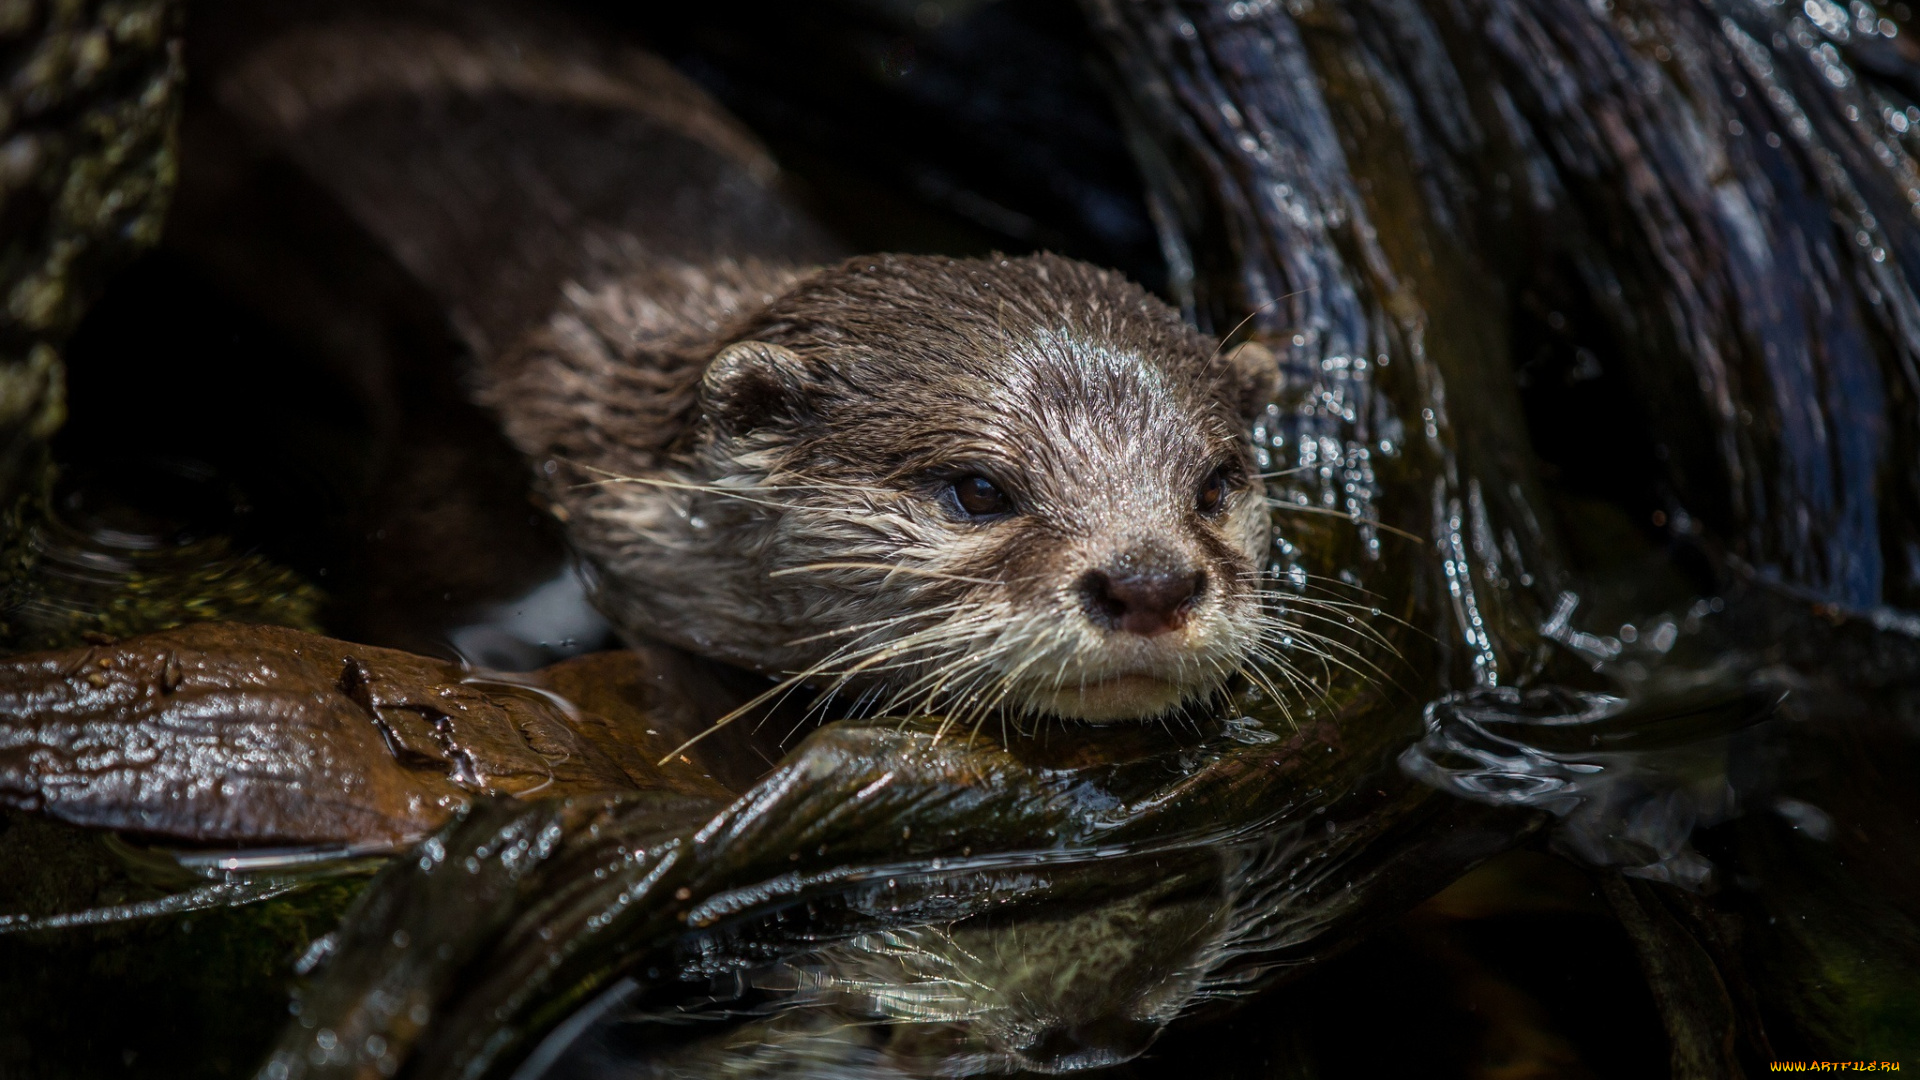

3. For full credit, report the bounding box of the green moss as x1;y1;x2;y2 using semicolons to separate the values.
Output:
1799;922;1920;1062
0;469;325;654
0;0;183;505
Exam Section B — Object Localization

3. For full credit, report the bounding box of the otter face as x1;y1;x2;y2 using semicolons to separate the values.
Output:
855;328;1272;724
633;254;1279;725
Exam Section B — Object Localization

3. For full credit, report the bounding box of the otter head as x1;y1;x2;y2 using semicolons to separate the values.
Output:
600;253;1278;724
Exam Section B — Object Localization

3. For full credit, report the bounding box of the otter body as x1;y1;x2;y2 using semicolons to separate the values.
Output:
205;4;1279;722
489;253;1277;723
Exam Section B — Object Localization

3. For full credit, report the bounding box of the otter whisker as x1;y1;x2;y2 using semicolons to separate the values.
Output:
1249;582;1412;629
1254;607;1398;674
955;627;1073;739
588;483;844;517
1239;568;1387;604
967;666;1034;745
669;654;927;763
829;632;995;687
792;629;989;736
1266;604;1404;660
1243;645;1333;713
778;602;970;649
995;635;1072;710
1247;572;1431;641
1204;285;1318;364
842;636;990;719
964;632;1060;727
915;637;1010;707
1244;636;1331;692
919;617;1046;736
768;563;1004;587
882;653;992;736
1258;570;1401;611
1258;631;1377;691
656;666;825;764
1250;616;1370;672
1285;568;1391;597
1251;622;1374;687
775;614;956;645
802;612;1003;690
927;658;1016;744
580;477;907;521
1257;606;1404;675
961;620;1053;699
1233;659;1301;729
941;668;1004;744
656;609;1000;762
802;641;961;687
1252;464;1321;480
1262;499;1426;544
880;628;1014;721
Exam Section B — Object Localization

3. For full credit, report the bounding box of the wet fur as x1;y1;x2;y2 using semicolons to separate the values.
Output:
486;252;1278;724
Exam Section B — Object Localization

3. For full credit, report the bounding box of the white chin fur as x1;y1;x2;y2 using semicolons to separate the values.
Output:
1034;674;1194;723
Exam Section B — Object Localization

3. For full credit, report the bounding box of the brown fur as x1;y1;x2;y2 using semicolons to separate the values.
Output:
486;252;1279;724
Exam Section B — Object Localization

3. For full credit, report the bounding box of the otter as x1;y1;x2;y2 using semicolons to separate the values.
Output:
485;252;1280;727
200;6;1283;726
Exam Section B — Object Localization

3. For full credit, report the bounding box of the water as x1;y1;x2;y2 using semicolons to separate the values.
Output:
255;714;1523;1078
1087;0;1920;1065
5;0;1920;1075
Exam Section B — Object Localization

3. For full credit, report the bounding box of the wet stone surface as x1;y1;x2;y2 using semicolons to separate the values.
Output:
0;623;755;850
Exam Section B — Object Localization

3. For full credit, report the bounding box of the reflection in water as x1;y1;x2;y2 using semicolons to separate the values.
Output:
255;704;1533;1078
0;462;322;653
446;565;612;673
1405;638;1781;890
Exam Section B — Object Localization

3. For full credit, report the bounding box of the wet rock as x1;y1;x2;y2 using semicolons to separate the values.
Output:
0;623;743;849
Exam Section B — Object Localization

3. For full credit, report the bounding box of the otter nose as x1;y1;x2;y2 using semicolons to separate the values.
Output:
1079;567;1206;636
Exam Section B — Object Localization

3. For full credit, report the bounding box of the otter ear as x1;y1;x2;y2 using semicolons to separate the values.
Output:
701;340;812;434
1222;340;1282;421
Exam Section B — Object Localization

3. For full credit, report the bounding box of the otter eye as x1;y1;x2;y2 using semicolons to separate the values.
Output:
1197;467;1232;516
948;475;1012;520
